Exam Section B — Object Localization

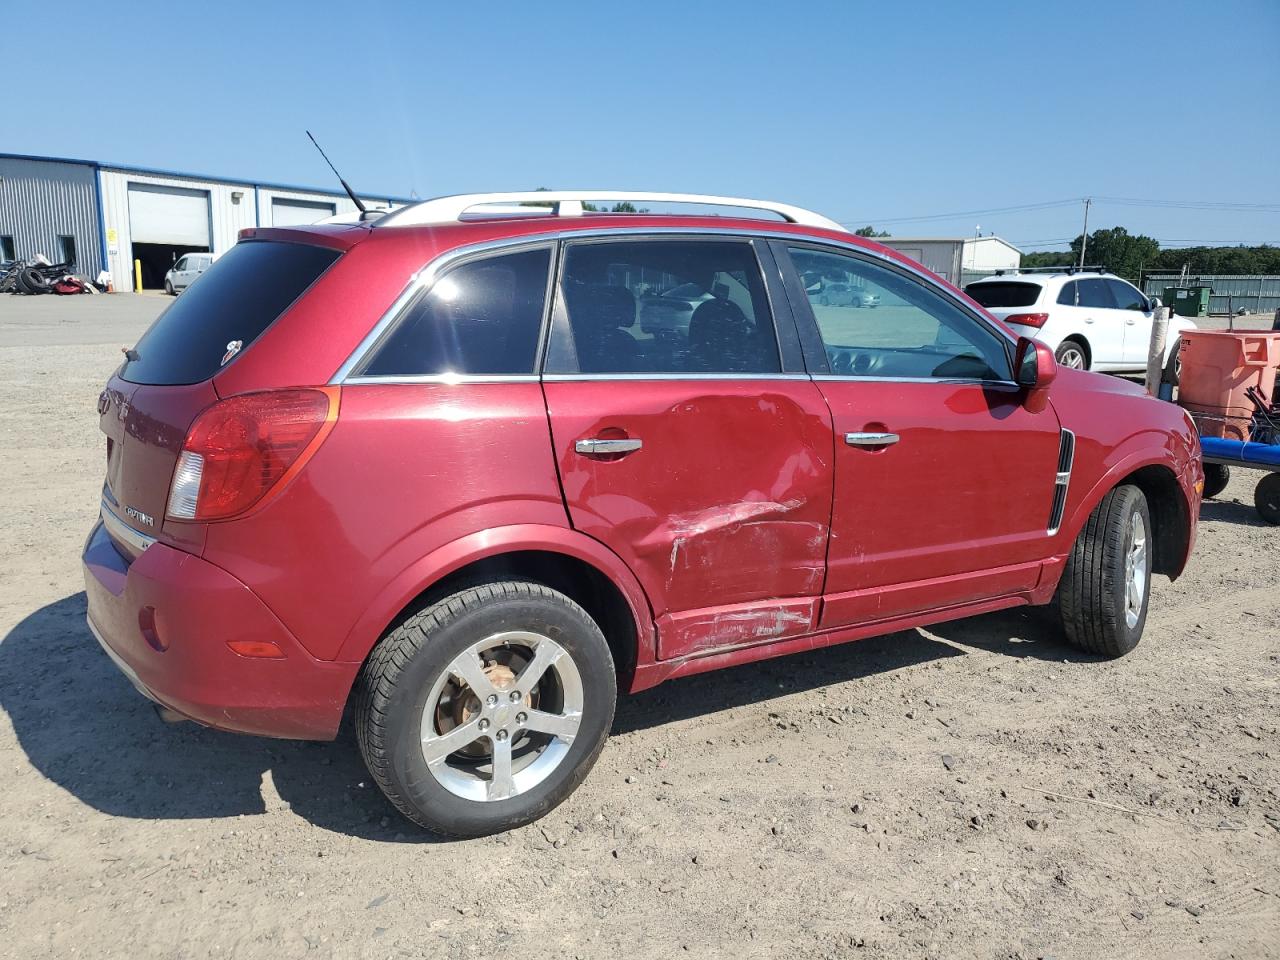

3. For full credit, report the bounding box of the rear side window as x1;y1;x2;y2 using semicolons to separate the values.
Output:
121;241;340;385
1057;281;1078;306
359;247;551;377
964;281;1041;308
547;239;780;375
1076;278;1116;309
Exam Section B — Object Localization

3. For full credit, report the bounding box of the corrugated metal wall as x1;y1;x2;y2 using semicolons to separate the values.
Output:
1143;274;1280;316
0;156;103;278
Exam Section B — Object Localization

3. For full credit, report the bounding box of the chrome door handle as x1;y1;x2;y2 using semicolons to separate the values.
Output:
575;437;643;455
845;432;900;447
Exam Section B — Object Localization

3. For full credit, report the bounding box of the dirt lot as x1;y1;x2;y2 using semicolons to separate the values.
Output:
1;295;1276;959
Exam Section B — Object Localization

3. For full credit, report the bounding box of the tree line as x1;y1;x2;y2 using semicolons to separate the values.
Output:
1019;227;1280;282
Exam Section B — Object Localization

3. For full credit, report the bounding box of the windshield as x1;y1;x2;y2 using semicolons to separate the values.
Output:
120;241;340;385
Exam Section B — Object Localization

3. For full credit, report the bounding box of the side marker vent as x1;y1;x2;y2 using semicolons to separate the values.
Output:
1048;429;1075;535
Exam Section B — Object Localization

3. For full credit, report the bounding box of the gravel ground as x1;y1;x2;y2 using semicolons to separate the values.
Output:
0;295;1276;959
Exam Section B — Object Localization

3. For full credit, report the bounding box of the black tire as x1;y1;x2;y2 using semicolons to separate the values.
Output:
1202;463;1231;500
354;581;616;838
1055;484;1151;657
1054;339;1089;371
1255;473;1280;525
1162;345;1181;387
165;280;175;296
17;268;48;295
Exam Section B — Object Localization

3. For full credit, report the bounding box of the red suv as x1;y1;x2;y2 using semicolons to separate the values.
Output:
84;192;1202;837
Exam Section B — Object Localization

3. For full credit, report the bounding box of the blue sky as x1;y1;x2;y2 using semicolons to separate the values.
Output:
5;0;1277;250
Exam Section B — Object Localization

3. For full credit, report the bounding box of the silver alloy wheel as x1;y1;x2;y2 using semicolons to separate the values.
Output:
419;631;584;802
1123;511;1148;629
1058;344;1086;369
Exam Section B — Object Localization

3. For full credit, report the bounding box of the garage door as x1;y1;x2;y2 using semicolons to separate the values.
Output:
271;198;336;226
127;184;211;246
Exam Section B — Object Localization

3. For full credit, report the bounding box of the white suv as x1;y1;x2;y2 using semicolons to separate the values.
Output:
964;268;1195;375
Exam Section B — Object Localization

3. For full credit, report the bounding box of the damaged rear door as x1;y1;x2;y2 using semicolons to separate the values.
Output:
542;235;834;660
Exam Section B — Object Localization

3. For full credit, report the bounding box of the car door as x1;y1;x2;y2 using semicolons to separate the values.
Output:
1109;278;1155;366
775;241;1063;628
1069;277;1123;368
170;256;189;288
542;235;835;660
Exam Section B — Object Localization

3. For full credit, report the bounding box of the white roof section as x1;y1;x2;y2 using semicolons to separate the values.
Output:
885;235;1022;254
319;191;849;232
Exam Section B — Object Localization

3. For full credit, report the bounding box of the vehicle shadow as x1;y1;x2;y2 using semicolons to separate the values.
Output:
1200;497;1269;528
1;594;1082;841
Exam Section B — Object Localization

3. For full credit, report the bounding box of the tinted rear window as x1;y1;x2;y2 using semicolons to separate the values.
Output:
964;281;1041;308
120;240;340;385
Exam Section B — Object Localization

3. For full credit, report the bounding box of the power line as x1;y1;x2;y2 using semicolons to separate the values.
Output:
838;198;1080;226
845;195;1280;227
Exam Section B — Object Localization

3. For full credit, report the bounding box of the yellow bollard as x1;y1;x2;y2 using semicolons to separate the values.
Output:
134;259;143;292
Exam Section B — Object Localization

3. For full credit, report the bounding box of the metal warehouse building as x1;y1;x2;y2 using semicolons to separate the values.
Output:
877;235;1022;287
0;152;406;293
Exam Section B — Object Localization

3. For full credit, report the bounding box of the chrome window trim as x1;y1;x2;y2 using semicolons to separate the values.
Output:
331;226;1016;384
100;500;157;553
542;373;811;382
344;374;541;386
812;375;1020;388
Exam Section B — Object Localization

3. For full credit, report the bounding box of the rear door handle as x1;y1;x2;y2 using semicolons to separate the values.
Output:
575;437;643;455
845;432;900;447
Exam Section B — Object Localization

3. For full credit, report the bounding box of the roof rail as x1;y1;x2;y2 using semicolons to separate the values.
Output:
992;264;1108;276
367;191;849;232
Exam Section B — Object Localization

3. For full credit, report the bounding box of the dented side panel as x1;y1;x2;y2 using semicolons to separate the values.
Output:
543;380;834;659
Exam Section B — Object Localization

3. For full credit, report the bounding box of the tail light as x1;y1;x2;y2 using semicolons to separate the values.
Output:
1005;312;1050;328
166;388;339;522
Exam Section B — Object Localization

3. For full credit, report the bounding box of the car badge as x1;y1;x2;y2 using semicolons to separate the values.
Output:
221;340;244;366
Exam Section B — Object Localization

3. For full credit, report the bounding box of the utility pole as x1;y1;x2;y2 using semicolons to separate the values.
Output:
1077;198;1092;268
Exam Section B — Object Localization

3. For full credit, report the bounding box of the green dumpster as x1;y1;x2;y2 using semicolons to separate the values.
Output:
1163;285;1212;318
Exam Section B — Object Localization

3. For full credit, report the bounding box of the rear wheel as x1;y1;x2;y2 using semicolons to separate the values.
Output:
354;581;616;837
1162;346;1181;387
1256;473;1280;525
1055;484;1150;657
1203;463;1231;500
1055;340;1089;370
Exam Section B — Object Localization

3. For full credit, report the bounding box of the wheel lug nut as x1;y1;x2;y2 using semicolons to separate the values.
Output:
516;712;527;725
496;729;509;742
486;694;498;707
509;690;521;702
478;718;490;731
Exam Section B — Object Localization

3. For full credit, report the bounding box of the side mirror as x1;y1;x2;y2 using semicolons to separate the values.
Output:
1147;296;1162;313
1015;336;1057;390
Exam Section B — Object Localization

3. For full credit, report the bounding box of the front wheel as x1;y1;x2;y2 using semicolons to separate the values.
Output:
1054;340;1089;370
354;581;616;838
164;280;175;296
1055;484;1151;657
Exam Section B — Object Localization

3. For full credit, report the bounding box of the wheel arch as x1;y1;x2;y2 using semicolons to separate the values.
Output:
1057;334;1092;368
1062;452;1193;581
334;525;656;690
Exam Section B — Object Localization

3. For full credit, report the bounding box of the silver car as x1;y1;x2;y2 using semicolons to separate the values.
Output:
164;253;215;295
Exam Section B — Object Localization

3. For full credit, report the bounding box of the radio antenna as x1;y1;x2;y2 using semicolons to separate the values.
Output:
306;130;367;214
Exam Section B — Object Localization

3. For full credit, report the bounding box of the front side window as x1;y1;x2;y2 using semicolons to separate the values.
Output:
549;239;780;375
173;257;189;272
788;246;1012;381
360;247;551;377
1108;278;1147;311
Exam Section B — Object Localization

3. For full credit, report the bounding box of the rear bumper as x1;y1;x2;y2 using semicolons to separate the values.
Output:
82;520;358;740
